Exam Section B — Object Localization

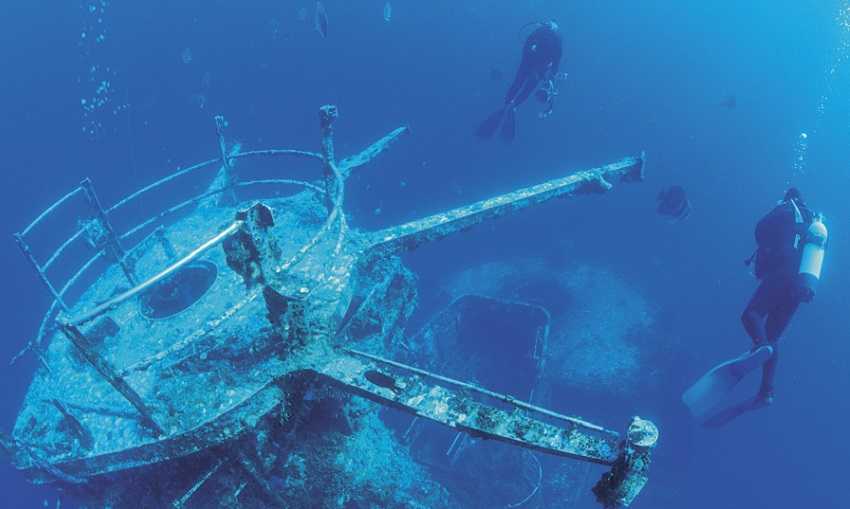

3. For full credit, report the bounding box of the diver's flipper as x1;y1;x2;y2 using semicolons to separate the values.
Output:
500;107;516;144
474;108;506;141
700;395;770;429
682;345;773;418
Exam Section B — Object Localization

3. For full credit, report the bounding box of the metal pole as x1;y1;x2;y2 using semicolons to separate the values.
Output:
319;105;339;212
59;323;165;436
215;116;237;206
343;347;620;437
13;233;69;311
79;179;136;286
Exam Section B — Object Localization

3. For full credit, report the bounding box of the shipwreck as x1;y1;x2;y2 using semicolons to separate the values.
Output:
1;106;656;508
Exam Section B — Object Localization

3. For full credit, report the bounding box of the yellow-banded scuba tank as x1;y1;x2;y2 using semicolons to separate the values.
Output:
796;212;827;302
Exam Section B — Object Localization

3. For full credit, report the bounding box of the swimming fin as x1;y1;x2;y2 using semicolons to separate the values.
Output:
474;108;506;141
682;345;773;418
500;107;516;144
700;395;771;429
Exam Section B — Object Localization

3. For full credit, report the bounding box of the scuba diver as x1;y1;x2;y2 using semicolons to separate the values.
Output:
683;188;828;428
475;21;564;144
535;72;568;120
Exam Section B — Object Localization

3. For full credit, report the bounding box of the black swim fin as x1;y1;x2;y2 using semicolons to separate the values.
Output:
474;108;506;141
701;394;771;429
500;107;516;144
702;390;771;429
682;345;773;418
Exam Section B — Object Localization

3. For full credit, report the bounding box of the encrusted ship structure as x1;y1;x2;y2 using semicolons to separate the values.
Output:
1;106;657;508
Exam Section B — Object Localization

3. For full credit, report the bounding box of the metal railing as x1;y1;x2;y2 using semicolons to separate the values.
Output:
11;114;343;363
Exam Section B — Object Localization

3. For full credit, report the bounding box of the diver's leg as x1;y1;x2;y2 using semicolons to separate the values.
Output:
764;287;800;341
500;106;516;144
756;278;800;402
741;274;783;347
741;306;768;346
505;60;533;105
756;342;778;402
513;69;543;107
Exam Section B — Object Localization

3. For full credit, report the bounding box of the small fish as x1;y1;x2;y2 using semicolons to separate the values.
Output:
656;186;691;222
383;2;392;22
364;370;402;393
315;1;328;38
716;92;736;109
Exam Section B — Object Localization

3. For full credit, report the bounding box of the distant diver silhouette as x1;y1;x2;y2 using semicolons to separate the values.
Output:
475;21;563;144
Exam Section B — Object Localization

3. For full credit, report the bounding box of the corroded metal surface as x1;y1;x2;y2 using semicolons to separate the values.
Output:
4;107;654;508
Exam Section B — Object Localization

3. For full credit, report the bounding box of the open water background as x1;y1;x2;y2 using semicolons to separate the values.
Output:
1;1;849;507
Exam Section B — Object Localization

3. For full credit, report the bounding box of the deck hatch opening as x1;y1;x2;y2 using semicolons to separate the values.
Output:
139;260;217;319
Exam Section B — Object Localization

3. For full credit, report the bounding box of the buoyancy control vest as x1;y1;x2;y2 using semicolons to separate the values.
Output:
749;199;813;279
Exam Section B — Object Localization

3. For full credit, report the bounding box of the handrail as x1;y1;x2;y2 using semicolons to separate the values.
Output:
11;251;105;366
20;187;83;237
235;179;325;194
277;105;346;277
23;173;328;336
13;113;368;363
107;150;323;215
59;252;107;302
42;229;87;272
67;220;244;327
231;149;323;161
22;148;328;308
117;186;229;241
106;158;220;214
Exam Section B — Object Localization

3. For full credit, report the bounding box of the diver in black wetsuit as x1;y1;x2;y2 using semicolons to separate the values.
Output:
475;21;563;144
741;188;815;406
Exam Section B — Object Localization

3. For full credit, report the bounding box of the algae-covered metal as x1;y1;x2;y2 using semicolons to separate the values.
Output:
3;106;654;508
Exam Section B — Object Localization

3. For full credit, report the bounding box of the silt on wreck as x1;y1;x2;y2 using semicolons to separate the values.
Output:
0;106;657;508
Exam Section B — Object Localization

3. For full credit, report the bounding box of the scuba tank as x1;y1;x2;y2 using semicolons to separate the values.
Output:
796;210;827;302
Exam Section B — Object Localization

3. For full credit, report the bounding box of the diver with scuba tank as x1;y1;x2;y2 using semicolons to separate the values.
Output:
683;188;828;427
741;187;826;405
475;20;564;144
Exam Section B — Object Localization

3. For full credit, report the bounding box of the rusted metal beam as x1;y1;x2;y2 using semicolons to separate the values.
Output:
305;348;621;465
58;323;165;436
364;152;645;261
51;399;93;449
172;459;224;508
338;125;410;179
215;116;237;206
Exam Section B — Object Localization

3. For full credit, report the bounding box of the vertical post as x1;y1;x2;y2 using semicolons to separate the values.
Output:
319;105;339;212
51;399;93;449
215;115;238;206
243;203;279;278
592;417;658;508
13;233;69;312
155;226;177;259
59;322;165;436
79;179;137;286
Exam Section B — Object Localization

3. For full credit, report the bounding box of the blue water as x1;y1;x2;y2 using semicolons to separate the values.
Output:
2;1;849;507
